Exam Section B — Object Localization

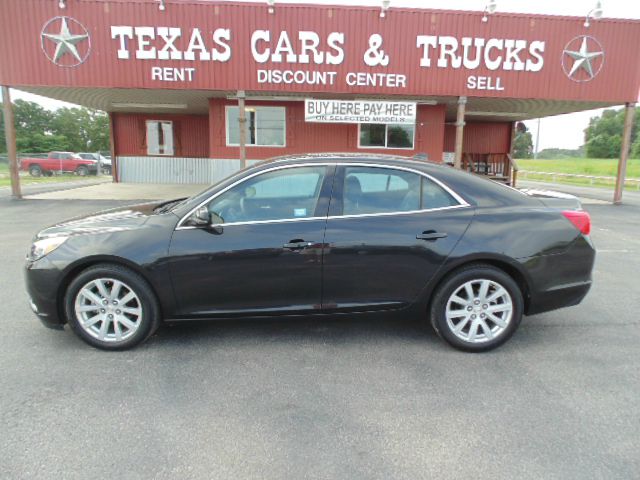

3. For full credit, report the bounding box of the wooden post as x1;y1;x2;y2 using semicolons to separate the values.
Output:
2;86;22;199
108;112;118;183
237;90;247;169
453;96;467;169
613;102;635;205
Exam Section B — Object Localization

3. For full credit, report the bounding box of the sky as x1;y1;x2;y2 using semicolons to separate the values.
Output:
4;0;640;152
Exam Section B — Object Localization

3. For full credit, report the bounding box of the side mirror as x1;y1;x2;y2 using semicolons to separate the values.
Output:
192;206;210;226
189;206;224;234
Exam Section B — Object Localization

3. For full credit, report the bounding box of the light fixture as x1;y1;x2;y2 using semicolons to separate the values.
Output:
481;0;497;23
158;0;165;11
58;0;66;9
111;102;188;109
380;0;390;18
584;1;603;27
267;0;275;14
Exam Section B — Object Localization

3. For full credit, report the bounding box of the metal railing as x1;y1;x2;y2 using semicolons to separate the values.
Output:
519;170;640;190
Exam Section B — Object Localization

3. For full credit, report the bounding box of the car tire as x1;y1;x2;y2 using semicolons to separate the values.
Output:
64;264;161;350
75;165;89;176
429;264;523;352
29;165;42;177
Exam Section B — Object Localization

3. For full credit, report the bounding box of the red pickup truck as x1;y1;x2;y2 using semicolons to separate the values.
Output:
20;152;98;177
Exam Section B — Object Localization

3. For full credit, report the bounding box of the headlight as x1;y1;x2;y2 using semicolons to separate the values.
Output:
28;236;68;262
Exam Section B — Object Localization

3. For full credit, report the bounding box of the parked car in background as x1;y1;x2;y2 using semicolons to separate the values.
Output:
20;152;98;177
25;154;595;352
78;153;112;175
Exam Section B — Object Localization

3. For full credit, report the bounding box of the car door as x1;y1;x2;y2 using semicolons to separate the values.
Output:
168;164;334;318
321;164;474;312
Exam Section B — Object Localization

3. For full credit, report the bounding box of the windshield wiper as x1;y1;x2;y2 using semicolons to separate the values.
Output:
154;198;187;214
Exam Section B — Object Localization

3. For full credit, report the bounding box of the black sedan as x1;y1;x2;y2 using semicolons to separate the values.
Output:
25;154;595;351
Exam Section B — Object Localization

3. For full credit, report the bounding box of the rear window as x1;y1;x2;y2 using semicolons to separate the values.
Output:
341;166;458;216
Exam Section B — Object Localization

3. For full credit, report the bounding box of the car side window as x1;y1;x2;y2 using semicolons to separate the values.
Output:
206;166;327;224
341;166;457;216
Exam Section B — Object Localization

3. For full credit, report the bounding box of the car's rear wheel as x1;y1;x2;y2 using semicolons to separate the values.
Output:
29;165;42;177
429;265;523;352
75;165;89;176
65;264;160;350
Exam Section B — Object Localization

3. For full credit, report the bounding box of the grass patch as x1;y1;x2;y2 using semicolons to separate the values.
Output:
515;158;640;190
516;157;640;178
0;162;104;187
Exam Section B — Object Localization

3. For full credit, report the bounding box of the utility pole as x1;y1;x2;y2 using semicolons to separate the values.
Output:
534;118;541;159
2;86;22;199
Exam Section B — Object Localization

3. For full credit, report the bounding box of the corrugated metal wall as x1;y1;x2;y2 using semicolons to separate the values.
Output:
117;156;261;184
1;0;639;102
112;113;209;158
208;99;446;161
113;101;448;162
443;122;512;154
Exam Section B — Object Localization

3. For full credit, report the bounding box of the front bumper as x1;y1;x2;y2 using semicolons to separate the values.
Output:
25;256;66;329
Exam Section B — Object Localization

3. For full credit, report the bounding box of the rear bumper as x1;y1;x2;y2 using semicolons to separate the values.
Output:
524;235;596;316
526;280;591;316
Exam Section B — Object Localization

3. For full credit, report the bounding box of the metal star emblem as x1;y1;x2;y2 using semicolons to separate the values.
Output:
41;17;90;67
562;36;604;82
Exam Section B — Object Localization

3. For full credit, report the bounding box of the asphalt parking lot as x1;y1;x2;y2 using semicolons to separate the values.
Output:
1;195;639;479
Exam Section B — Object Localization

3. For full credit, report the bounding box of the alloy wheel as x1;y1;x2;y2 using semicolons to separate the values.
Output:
74;278;143;343
445;278;513;344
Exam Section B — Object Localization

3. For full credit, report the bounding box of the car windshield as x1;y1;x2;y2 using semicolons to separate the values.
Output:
164;162;269;213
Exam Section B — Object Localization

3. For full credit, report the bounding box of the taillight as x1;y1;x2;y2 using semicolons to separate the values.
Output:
562;210;591;236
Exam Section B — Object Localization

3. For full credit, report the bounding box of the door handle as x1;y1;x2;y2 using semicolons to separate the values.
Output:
416;231;448;241
283;239;315;250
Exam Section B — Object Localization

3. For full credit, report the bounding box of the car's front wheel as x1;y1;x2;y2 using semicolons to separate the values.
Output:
429;265;523;352
65;264;160;350
75;165;89;176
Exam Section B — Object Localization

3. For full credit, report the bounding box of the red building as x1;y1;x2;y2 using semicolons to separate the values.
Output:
0;0;639;184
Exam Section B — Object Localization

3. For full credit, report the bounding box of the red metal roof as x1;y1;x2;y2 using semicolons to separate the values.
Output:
0;0;639;103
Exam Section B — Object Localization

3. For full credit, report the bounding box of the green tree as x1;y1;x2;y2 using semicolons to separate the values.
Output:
584;107;640;158
50;107;109;152
631;135;640;159
0;102;5;153
0;100;110;154
513;124;533;159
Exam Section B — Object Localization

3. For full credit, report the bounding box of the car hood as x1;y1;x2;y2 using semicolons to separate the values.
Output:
36;202;166;239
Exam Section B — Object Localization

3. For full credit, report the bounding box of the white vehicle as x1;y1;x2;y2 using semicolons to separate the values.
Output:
78;153;112;175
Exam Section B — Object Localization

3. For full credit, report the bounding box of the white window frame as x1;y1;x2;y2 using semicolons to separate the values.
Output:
225;105;287;148
145;120;174;156
357;123;416;150
176;162;469;230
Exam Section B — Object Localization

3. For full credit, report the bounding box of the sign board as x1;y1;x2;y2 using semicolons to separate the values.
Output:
305;99;417;124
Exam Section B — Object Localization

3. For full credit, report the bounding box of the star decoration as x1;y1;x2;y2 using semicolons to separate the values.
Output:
42;17;89;64
563;37;603;80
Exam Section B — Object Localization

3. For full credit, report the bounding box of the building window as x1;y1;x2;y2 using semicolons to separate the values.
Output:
226;106;286;147
359;123;415;149
146;120;174;156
